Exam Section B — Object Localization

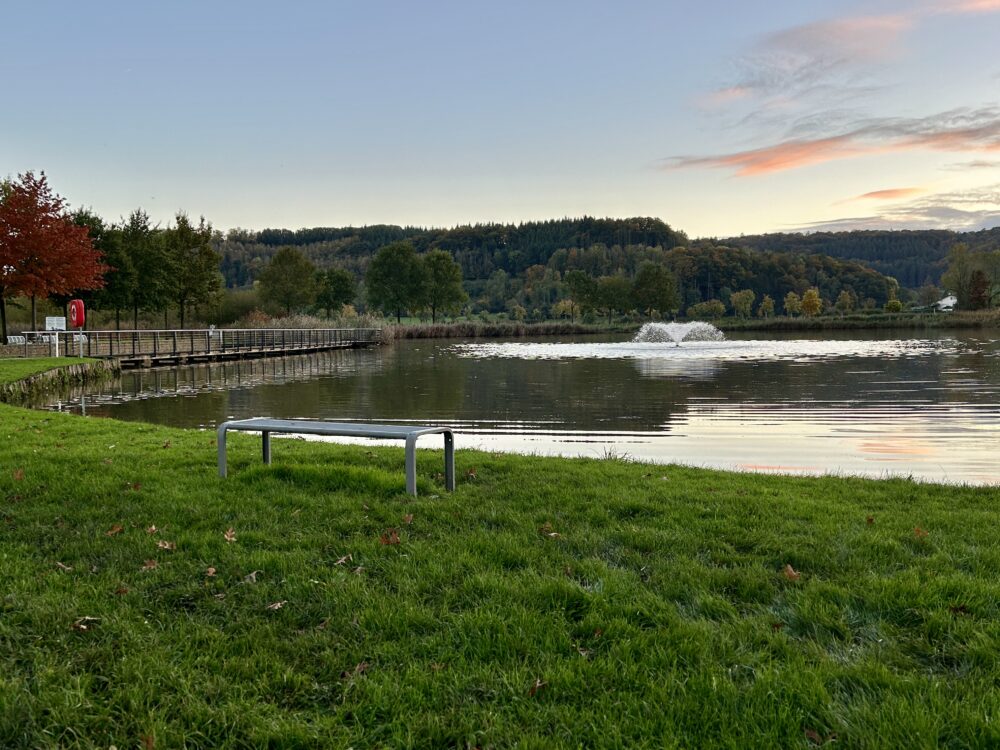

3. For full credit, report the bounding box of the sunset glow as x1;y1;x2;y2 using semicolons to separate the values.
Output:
3;0;999;237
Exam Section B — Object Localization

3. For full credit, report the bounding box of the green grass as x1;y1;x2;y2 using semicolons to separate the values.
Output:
1;360;1000;748
0;357;90;382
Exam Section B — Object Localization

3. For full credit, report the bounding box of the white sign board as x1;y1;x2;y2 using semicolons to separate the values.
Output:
45;317;67;331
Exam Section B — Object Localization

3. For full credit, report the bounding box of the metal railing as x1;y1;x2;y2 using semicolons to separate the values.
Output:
21;328;382;359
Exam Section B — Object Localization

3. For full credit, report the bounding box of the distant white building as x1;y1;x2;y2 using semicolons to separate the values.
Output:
936;295;957;312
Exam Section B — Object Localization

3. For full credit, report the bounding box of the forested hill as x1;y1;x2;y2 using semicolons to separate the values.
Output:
722;228;1000;288
219;217;687;287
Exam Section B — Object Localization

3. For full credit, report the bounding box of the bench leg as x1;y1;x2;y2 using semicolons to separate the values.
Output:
405;434;418;496
444;432;455;491
217;425;228;477
262;431;271;465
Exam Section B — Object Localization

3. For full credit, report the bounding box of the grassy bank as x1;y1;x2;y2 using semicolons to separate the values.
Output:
2;359;1000;748
718;309;1000;333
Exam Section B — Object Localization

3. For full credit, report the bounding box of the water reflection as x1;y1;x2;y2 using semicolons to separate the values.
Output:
32;333;1000;486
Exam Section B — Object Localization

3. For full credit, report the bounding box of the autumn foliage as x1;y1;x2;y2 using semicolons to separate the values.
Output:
0;171;106;341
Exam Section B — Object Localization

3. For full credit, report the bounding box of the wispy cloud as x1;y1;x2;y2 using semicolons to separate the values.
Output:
668;107;1000;175
848;187;926;201
703;1;1000;115
942;159;1000;170
792;183;1000;231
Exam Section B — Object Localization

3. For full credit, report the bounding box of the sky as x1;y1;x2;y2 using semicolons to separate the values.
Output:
3;0;999;238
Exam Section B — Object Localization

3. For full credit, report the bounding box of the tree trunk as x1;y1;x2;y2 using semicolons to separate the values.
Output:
396;308;401;323
431;304;437;324
133;301;139;331
179;303;185;329
0;293;7;344
31;295;37;331
115;309;121;330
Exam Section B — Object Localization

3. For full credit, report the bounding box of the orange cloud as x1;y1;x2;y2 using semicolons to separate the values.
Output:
852;188;926;200
934;0;1000;13
669;109;1000;175
670;135;897;176
700;86;753;108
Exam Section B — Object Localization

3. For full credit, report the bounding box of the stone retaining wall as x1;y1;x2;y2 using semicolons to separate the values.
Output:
0;360;122;403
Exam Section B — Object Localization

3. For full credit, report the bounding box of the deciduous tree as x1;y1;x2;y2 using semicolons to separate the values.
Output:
0;172;105;341
632;261;678;317
423;249;467;323
315;267;356;318
729;289;755;318
757;294;774;318
258;247;318;314
800;287;822;317
366;241;426;322
783;291;802;316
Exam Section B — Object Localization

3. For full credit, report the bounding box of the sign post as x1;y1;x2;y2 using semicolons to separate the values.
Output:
45;316;67;357
69;300;85;357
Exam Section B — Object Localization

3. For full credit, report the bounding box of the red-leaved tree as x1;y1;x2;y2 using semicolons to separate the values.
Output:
0;172;106;342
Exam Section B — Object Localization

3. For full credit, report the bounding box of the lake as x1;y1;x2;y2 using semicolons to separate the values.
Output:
36;330;1000;485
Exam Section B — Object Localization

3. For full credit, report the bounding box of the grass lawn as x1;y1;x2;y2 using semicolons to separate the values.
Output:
1;358;999;748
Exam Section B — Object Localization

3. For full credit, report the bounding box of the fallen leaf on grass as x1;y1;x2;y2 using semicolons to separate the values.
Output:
224;527;237;543
114;586;129;595
771;622;785;632
528;678;547;697
156;540;176;551
914;527;930;539
949;604;970;616
243;570;262;584
782;564;801;582
804;728;838;746
538;521;561;538
130;483;142;492
141;734;155;750
55;562;73;572
379;529;401;546
102;458;113;465
162;441;171;449
352;566;365;575
335;554;353;566
213;593;226;600
340;661;369;679
105;524;125;537
266;600;287;611
403;513;414;525
866;515;875;526
466;468;477;480
145;525;158;535
71;616;100;631
141;559;158;571
430;662;446;671
205;567;217;577
12;468;24;481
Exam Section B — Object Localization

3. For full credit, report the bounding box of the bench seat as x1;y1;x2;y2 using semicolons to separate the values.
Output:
217;418;455;496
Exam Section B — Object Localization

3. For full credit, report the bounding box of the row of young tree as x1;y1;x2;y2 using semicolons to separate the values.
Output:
0;171;223;342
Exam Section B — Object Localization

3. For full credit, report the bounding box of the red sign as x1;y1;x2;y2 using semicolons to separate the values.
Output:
68;299;85;328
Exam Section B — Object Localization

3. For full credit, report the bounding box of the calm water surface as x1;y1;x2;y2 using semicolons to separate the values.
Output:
38;332;1000;485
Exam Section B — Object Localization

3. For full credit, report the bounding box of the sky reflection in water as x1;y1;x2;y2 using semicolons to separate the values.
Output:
37;333;1000;486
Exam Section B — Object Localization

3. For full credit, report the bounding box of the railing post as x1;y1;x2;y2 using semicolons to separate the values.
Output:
173;331;178;355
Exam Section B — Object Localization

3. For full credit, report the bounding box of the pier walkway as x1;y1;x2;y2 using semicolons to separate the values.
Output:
22;328;381;368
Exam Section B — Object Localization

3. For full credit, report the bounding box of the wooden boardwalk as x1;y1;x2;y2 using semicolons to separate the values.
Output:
24;328;381;368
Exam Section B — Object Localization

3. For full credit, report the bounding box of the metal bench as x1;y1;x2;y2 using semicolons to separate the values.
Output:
217;418;455;496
